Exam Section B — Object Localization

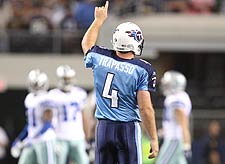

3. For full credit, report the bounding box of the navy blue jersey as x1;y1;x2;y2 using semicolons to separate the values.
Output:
84;46;156;122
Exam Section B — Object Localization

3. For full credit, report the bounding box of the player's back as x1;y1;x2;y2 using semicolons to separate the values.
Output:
85;46;156;122
163;91;192;140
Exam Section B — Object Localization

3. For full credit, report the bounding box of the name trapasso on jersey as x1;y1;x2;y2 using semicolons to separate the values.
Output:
84;46;156;122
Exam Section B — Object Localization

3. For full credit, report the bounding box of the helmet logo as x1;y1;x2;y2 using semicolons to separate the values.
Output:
125;30;142;42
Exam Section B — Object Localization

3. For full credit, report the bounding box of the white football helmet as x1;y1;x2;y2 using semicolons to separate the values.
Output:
160;70;187;96
27;69;49;93
56;65;76;91
112;22;144;56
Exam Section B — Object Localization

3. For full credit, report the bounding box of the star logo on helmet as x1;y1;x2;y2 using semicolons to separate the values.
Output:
125;30;142;42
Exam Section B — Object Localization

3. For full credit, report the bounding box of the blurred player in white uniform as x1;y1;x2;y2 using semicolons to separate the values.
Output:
48;65;89;164
11;69;57;164
156;70;192;164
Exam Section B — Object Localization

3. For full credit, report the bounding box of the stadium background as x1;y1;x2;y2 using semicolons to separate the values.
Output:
0;0;225;163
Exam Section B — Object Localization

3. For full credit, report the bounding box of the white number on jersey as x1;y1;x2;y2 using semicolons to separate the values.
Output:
102;73;118;108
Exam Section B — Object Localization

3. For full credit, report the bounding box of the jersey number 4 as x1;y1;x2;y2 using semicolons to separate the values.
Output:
102;73;119;108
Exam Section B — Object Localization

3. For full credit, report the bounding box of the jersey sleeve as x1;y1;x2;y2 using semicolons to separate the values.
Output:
170;100;186;109
84;46;99;68
84;45;111;68
84;52;93;68
24;94;30;108
170;94;191;115
149;70;157;91
138;66;156;92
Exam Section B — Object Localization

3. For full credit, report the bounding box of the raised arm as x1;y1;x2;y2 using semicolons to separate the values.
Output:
137;90;159;159
81;1;109;54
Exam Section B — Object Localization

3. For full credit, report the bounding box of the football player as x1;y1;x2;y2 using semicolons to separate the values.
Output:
11;69;57;164
81;1;159;163
156;70;192;164
48;65;89;164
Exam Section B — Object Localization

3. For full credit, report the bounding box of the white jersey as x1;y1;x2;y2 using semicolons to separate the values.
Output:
162;91;192;140
25;91;57;143
48;87;87;140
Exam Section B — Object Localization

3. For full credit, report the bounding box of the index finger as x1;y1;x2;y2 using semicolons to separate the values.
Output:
105;1;109;9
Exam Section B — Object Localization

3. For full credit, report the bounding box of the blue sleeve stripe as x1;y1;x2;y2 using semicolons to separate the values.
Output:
17;124;28;140
171;101;185;108
12;124;28;146
35;121;53;137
